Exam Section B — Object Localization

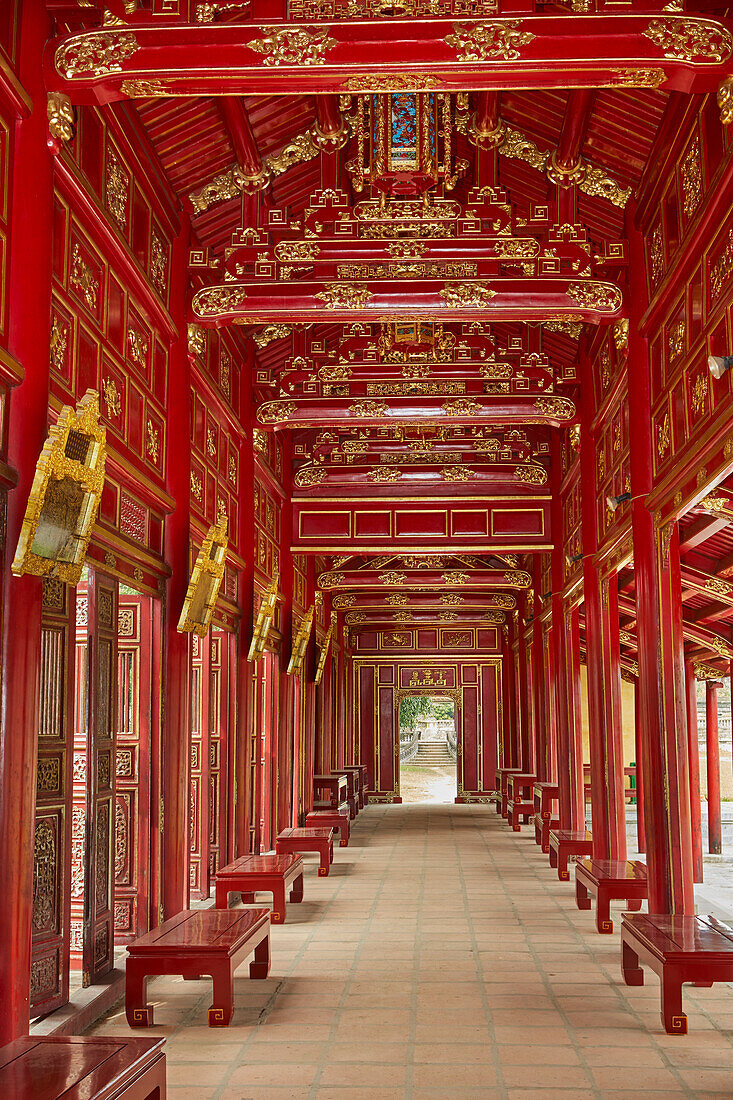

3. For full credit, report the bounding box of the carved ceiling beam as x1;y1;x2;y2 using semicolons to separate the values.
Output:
548;89;595;185
257;392;576;429
47;16;733;100
191;278;624;325
293;462;549;492
678;514;730;554
679;563;733;608
219;97;269;190
333;590;517;608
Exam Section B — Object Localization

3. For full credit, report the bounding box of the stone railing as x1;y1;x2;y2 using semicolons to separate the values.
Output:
399;726;420;763
446;723;458;761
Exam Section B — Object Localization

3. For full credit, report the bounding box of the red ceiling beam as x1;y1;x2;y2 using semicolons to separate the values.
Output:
46;16;733;101
678;515;730;554
219;97;266;184
191;277;624;325
552;89;596;179
316;567;531;590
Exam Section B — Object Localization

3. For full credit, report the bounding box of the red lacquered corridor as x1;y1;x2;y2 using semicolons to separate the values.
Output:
88;804;733;1098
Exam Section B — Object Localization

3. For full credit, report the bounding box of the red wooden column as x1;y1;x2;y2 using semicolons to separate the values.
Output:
516;601;533;772
685;660;703;881
162;213;192;919
235;340;256;857
502;616;519;768
579;349;626;861
566;606;585;830
0;1;53;1045
632;677;646;855
626;205;694;914
705;679;723;856
531;563;548;780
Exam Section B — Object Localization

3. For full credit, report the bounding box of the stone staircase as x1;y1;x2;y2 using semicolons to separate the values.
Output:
415;741;454;766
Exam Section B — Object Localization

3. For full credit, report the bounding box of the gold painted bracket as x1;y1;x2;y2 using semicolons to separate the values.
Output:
314;612;337;685
248;570;279;661
177;518;228;637
12;388;106;585
287;604;314;676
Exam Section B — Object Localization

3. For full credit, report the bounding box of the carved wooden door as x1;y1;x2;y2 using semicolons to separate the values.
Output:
261;649;279;851
189;633;211;899
31;577;75;1016
209;631;224;881
250;658;264;853
82;572;118;985
114;591;152;944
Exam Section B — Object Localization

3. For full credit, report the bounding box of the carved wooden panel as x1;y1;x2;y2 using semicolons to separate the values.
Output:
190;386;240;552
189;633;209;899
254;478;281;584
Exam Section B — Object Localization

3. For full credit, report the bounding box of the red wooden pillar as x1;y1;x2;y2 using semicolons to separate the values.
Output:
626;204;694;914
705;679;722;856
516;603;532;772
633;677;645;854
0;0;53;1044
162;214;192;919
531;564;548;780
684;660;703;881
565;606;585;830
579;350;626;861
502;617;518;768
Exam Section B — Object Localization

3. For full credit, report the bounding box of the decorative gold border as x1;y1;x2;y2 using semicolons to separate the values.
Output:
177;518;228;637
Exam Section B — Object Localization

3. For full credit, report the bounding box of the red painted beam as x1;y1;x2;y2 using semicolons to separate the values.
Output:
219;97;265;183
46;16;733;100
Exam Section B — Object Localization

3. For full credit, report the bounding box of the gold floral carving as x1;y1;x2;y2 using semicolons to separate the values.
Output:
342;74;443;92
393;611;413;622
533;396;575;420
192;285;247;317
266;130;319;176
543;318;582;340
442;399;482;416
388;240;428;258
55;31;139;78
498;127;548;171
12;390;106;585
71;246;99;311
345;611;366;624
102;378;121;419
650;226;664;284
195;1;249;20
613;318;629;352
692;374;708;415
316;283;373;309
295;466;328;488
379;571;407;585
515;464;547;485
248;26;338;65
440;282;497;308
667;319;685;360
445;21;534;61
610;68;667;89
145;420;159;463
257;401;297;423
566;282;622;313
127;329;148;368
349;400;388;417
703;576;733;597
50;316;68;372
367;466;401;482
187;323;206;358
442;465;474;481
718;77;733;124
695;663;726;681
441;592;463;605
47;92;75;144
642;19;732;63
178;518;228;638
439;611;460;622
106;149;129;228
386;594;409;606
150;231;167;296
190;472;202;500
275;241;320;262
578;164;632;210
318;571;345;588
442;571;469;584
681;136;702;220
120;79;170;97
254;323;292;349
333;594;356;608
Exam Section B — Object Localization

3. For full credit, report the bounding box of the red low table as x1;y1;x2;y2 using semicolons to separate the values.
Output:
498;769;523;817
276;826;334;875
507;797;534;831
0;1035;166;1100
548;829;594;881
575;858;648;934
621;913;733;1035
506;772;536;820
533;782;559;852
313;773;347;808
342;765;364;809
306;806;351;846
126;907;270;1027
215;853;304;923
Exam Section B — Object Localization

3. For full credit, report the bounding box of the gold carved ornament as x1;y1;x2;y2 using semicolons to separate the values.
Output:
248;571;280;662
442;465;474;481
342;74;443;92
257;401;297;424
288;606;315;676
295;465;328;488
440;282;497;308
192;286;248;318
254;323;293;349
349;400;389;417
12;390;106;586
248;26;338;66
515;464;547;485
314;617;336;685
55;31;140;79
187;323;206;358
177;518;228;638
47;92;76;145
367;466;401;482
642;18;732;64
444;20;534;61
534;396;576;420
566;282;622;313
443;398;482;416
315;283;373;309
318;571;345;588
718;77;733;125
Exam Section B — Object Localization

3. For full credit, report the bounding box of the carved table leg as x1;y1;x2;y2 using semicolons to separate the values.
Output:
575;876;591;911
329;839;334;864
271;881;287;924
661;967;687;1035
215;881;229;909
290;872;304;903
318;844;330;875
621;940;644;985
250;933;270;979
557;847;570;882
339;822;350;847
548;844;558;869
595;888;613;934
126;960;153;1027
208;960;234;1027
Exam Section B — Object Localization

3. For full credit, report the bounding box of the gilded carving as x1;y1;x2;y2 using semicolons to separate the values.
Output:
106;149;129;228
71;245;99;311
33;819;56;932
692;374;708;415
515;464;547;485
295;466;328;488
534;396;575;420
248;26;337;65
386;594;409;606
102;378;121;420
445;20;534;61
190;472;202;500
710;230;733;300
566;282;622;313
342;74;442;92
120;79;170;97
441;592;463;605
254;323;292;349
333;594;356;608
440;282;497;308
642;19;732;63
544;318;582;339
650;226;664;284
192;285;248;316
393;610;413;622
127;329;148;369
145;420;159;463
442;571;469;584
150;231;167;296
681;136;702;220
703;576;733;597
442;399;482;416
47;92;76;145
316;283;373;309
187;324;206;358
319;571;346;589
55;31;140;78
345;611;366;624
257;401;297;423
718;77;733;125
442;465;474;481
349;400;389;417
610;68;667;89
578;164;632;209
499;126;548;171
613;318;629;353
50;316;68;373
367;466;401;482
379;571;407;585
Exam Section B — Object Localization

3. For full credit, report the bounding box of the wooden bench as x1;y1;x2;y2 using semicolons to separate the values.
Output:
306;806;351;846
342;765;364;809
575;858;648;934
532;782;559;852
506;772;536;830
0;1035;166;1100
496;768;523;817
313;773;347;808
276;826;334;876
621;912;733;1035
126;908;269;1028
340;769;359;819
548;828;593;881
215;853;304;923
507;795;534;830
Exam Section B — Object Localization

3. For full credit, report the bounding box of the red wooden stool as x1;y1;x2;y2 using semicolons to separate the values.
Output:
126;907;270;1027
497;768;523;817
306;806;351;846
215;853;304;923
575;858;648;934
0;1035;166;1100
276;826;334;875
342;765;364;809
532;782;559;852
621;912;733;1034
313;773;347;808
548;828;593;881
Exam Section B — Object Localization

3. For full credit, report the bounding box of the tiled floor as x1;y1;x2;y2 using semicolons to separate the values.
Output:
90;803;733;1098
